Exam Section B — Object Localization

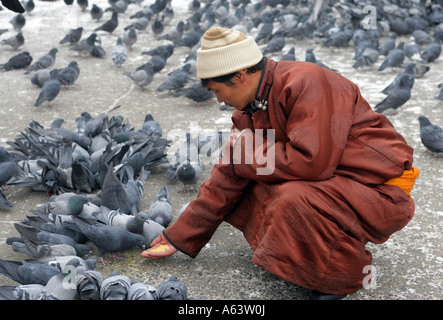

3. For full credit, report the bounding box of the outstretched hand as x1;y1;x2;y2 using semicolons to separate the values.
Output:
140;232;178;259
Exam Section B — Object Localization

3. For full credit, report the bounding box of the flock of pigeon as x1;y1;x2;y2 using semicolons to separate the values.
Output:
1;0;443;300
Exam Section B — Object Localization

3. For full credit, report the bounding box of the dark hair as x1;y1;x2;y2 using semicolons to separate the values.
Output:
201;57;265;88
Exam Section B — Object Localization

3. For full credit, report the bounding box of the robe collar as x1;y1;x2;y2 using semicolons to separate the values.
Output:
242;58;278;115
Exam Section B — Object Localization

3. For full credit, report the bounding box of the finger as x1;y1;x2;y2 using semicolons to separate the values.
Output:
140;243;177;259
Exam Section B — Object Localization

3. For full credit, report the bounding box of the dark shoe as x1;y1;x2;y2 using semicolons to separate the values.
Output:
309;290;347;300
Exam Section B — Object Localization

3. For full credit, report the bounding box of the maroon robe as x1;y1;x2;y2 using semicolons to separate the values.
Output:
164;59;415;294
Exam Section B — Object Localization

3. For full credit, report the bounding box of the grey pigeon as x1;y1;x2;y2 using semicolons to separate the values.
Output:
151;17;164;38
141;44;174;58
102;206;149;235
262;29;286;56
420;35;442;63
405;38;421;60
0;51;32;70
374;73;413;114
157;63;191;92
1;0;25;13
94;11;118;33
90;4;103;21
76;268;103;300
46;192;89;215
122;28;137;49
158;20;184;42
378;42;405;71
173;81;215;103
57;61;80;87
305;48;336;71
9;13;25;31
141;219;164;246
378;33;397;56
123;63;155;90
100;164;133;214
59;27;83;45
418;115;443;154
119;165;148;212
0;284;43;300
71;160;96;193
1;31;24;50
174;26;202;49
70;33;97;56
353;47;379;69
77;0;88;12
100;271;131;300
139;113;162;141
107;0;128;14
30;69;51;87
128;281;158;300
280;47;296;61
124;13;151;31
436;83;443;101
177;160;203;192
70;216;146;264
255;19;274;43
0;146;18;207
111;37;127;66
148;185;172;227
25;48;57;74
38;272;78;300
412;30;432;46
0;259;61;285
10;239;78;259
22;0;35;13
158;276;188;300
34;69;61;107
381;63;415;95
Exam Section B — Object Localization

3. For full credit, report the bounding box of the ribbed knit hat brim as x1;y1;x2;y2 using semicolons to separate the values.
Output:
196;27;263;79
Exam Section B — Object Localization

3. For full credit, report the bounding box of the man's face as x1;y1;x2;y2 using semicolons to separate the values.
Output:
205;73;253;111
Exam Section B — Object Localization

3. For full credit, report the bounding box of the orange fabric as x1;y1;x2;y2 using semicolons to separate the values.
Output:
384;167;420;196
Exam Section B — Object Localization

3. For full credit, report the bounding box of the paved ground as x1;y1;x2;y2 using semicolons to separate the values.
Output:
0;0;442;300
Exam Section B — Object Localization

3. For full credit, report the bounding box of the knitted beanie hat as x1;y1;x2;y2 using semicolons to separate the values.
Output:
196;27;263;79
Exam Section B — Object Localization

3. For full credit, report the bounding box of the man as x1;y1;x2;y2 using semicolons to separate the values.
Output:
141;27;419;299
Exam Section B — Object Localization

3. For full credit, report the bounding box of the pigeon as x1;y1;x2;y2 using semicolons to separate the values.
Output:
107;0;128;14
75;268;103;300
177;161;202;193
128;281;158;300
148;185;172;227
123;63;155;90
280;47;296;61
139;50;169;74
0;51;32;71
25;48;58;74
122;28;137;50
0;146;18;207
378;33;397;56
378;42;405;71
157;63;191;92
158;20;184;42
94;11;118;33
46;192;89;216
139;113;162;141
0;259;61;286
9;13;25;31
412;29;432;46
374;73;413;114
418;115;443;154
34;69;61;107
157;276;188;300
0;284;43;300
381;63;415;95
90;4;103;21
1;31;24;50
172;81;215;103
305;48;336;71
59;27;83;45
352;47;379;69
420;35;442;63
30;69;51;87
124;13;151;31
1;0;25;13
57;61;80;87
436;83;443;101
9;239;79;258
38;272;78;300
99;164;133;214
174;26;202;49
405;38;421;60
100;271;131;300
255;19;274;43
141;219;164;246
141;44;174;58
262;29;286;56
111;37;127;66
70;33;97;56
69;216;146;264
71;160;96;193
151;17;164;38
77;0;88;12
119;165;148;212
102;206;149;235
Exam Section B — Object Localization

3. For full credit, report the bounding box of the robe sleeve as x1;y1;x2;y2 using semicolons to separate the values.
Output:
231;69;351;183
163;140;251;257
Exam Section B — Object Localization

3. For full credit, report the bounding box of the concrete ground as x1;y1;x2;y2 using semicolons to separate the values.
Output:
0;1;442;300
